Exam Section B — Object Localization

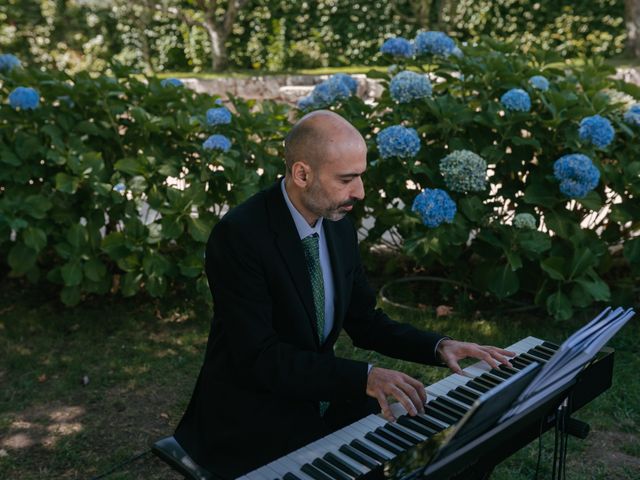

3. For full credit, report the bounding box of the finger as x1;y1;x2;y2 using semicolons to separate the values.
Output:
390;386;417;417
476;350;499;369
376;392;394;422
404;375;427;409
398;380;425;414
483;346;517;358
487;350;513;367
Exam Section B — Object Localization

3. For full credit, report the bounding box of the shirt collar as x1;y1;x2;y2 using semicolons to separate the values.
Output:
280;178;323;240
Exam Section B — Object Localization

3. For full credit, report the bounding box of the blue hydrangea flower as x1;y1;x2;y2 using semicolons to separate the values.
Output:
389;71;432;103
513;213;537;230
439;150;487;192
414;31;457;57
214;98;224;105
8;87;40;110
329;73;358;95
553;153;600;198
579;115;615;148
206;107;232;126
0;54;21;72
500;88;531;112
376;125;421;159
113;183;126;194
451;46;464;58
297;95;317;110
161;78;183;87
203;134;231;152
528;75;549;92
412;188;457;228
380;37;414;58
623;104;640;126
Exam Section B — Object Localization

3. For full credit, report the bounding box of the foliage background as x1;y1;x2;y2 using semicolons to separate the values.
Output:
0;0;629;73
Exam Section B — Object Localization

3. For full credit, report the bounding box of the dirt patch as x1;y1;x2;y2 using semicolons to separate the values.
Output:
579;430;640;473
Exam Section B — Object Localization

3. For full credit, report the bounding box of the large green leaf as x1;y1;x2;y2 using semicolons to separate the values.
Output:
623;237;640;265
568;248;596;280
541;256;566;281
518;231;551;255
114;157;147;176
55;173;80;194
546;291;573;321
23;227;47;252
60;286;81;306
187;216;211;243
487;264;519;298
84;258;107;282
575;275;610;302
8;243;37;274
24;195;52;219
523;182;558;208
61;260;83;286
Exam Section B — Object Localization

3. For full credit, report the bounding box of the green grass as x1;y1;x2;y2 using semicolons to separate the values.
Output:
0;278;638;479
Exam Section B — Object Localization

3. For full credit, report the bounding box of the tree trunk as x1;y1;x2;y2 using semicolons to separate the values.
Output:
625;0;640;58
204;21;227;71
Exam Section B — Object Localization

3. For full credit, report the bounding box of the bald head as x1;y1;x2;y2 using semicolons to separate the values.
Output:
284;110;366;173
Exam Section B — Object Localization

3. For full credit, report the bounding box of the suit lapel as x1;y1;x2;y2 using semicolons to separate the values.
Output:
266;180;320;347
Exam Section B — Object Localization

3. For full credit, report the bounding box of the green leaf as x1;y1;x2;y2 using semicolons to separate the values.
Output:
577;191;602;211
459;196;489;222
187;216;211;243
117;254;140;273
61;260;83;286
546;291;573;321
504;250;522;271
101;232;130;260
541;256;566;281
623;238;640;265
569;283;592;308
121;272;143;297
15;132;41;160
518;231;551;255
0;147;20;166
23;227;47;252
55;172;80;194
487;264;519;298
84;258;107;282
568;248;596;280
575;275;610;302
161;216;183;239
179;254;204;278
523;182;558;208
66;224;87;249
8;243;37;274
114;157;147;176
24;195;52;219
145;274;167;297
142;253;171;276
60;286;81;306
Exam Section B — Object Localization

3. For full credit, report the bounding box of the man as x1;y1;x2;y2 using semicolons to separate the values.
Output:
174;110;513;478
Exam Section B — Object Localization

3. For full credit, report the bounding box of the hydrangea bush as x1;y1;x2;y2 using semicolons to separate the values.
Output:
298;36;640;319
0;65;290;305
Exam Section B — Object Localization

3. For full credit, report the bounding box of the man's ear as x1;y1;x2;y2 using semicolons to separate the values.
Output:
291;161;310;187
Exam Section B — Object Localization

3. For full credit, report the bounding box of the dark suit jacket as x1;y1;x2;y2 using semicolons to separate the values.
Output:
175;180;445;478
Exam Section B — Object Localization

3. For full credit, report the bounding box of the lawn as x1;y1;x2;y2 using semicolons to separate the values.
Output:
0;277;637;479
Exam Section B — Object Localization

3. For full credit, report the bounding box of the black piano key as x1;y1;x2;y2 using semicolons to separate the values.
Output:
436;396;470;415
397;415;436;436
350;439;390;462
324;452;362;478
426;402;459;424
472;376;496;389
364;432;404;455
384;423;422;444
456;385;481;399
513;355;534;366
284;473;302;480
542;341;559;350
498;364;520;375
430;399;464;420
409;413;445;432
374;427;414;449
312;457;351;480
510;358;529;369
339;444;380;469
301;463;334;480
489;368;511;379
529;347;552;360
448;389;475;405
466;379;490;393
535;344;556;356
477;373;502;386
521;353;541;364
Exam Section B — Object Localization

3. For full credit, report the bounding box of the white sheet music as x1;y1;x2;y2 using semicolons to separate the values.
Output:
501;307;636;421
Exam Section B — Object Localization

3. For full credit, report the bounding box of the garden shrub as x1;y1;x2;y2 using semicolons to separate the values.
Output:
300;35;640;319
0;62;289;305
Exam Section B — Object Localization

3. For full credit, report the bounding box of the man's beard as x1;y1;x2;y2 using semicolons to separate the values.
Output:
303;180;357;222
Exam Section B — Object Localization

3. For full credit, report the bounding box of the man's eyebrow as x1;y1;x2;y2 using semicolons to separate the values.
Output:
338;172;365;178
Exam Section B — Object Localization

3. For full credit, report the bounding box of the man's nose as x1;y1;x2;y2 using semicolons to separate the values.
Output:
352;176;365;200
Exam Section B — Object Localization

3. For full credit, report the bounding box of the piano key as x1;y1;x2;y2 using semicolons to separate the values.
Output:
396;415;437;436
374;427;414;449
274;458;316;480
311;458;351;480
542;340;559;350
350;439;391;463
323;453;362;478
245;466;280;480
429;399;464;420
488;368;511;379
384;422;424;443
411;413;448;431
425;403;459;424
476;373;502;386
498;364;520;375
301;463;334;480
469;376;495;390
338;444;380;469
436;397;470;416
364;431;404;455
448;389;475;405
348;423;396;459
534;344;556;356
283;474;302;480
528;348;551;361
520;353;541;364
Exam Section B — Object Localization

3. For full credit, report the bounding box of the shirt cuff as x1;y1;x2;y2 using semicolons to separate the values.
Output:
367;363;373;374
434;336;452;365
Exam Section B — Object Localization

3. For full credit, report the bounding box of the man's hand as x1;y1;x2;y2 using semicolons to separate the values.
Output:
437;339;515;375
366;367;426;422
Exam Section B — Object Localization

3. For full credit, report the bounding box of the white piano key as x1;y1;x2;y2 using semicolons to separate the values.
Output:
271;456;315;480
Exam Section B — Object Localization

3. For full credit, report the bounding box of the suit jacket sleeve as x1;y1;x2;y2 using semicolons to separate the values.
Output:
342;226;446;365
206;217;369;403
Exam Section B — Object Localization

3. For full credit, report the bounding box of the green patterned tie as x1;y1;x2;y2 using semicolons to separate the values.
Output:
301;233;325;343
301;233;329;417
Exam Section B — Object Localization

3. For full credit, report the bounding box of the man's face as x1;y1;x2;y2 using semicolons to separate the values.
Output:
301;144;367;222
